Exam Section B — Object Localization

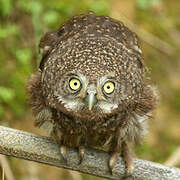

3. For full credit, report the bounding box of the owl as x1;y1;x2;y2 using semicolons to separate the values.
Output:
27;12;157;176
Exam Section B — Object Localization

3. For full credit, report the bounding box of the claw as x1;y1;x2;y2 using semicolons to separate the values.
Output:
78;146;85;164
60;145;68;163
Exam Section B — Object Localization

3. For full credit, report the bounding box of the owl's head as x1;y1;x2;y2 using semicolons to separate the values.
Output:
40;13;147;118
52;71;120;114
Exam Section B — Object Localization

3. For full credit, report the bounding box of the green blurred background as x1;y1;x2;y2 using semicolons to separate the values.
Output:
0;0;180;179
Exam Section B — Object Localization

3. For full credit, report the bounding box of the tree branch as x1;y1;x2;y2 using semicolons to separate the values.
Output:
0;125;180;180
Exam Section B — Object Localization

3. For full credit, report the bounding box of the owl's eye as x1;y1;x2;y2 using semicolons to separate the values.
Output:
103;81;115;94
69;78;81;91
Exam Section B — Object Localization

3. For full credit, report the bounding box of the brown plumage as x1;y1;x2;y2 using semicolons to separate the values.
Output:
27;12;158;176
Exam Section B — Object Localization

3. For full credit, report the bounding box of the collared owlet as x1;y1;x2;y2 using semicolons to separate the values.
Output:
27;12;157;177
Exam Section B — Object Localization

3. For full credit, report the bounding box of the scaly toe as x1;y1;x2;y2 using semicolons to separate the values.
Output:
125;164;134;175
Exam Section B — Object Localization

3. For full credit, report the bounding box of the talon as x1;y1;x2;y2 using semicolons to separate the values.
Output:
78;146;85;164
60;145;68;163
108;152;120;174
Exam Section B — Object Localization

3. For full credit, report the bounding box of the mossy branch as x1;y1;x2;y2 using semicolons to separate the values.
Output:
0;125;180;179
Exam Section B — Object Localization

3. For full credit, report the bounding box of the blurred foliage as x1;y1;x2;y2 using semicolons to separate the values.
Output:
0;0;180;179
136;0;162;10
0;0;109;119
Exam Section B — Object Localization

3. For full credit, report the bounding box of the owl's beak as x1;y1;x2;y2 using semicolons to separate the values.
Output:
85;89;98;111
87;93;97;110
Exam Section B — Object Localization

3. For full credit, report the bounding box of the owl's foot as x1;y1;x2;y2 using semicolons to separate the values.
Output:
60;145;68;163
121;142;134;175
78;146;85;164
109;143;134;177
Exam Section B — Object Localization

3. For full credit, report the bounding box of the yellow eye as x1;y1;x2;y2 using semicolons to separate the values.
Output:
69;78;81;91
103;81;115;94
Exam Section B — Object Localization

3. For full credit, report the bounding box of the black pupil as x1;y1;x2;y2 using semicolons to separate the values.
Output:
74;82;78;86
107;85;110;89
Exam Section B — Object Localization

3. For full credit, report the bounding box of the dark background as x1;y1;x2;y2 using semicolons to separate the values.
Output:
0;0;180;179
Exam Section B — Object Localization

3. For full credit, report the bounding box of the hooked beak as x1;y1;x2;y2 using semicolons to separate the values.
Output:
85;91;98;111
